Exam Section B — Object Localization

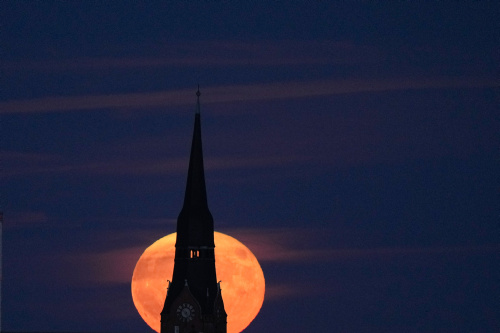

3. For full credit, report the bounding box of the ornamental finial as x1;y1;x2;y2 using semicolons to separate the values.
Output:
195;85;201;114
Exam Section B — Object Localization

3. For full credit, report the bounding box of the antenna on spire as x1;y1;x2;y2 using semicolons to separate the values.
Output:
196;84;201;114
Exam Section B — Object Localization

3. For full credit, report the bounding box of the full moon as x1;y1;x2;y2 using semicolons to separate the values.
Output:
131;232;265;333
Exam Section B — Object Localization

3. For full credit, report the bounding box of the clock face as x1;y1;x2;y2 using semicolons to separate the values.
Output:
176;303;195;322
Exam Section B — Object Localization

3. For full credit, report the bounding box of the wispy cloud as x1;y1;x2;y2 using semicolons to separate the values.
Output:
5;40;488;75
1;150;306;178
2;77;498;114
77;246;146;285
223;227;500;263
29;225;495;306
67;226;500;287
3;211;49;229
1;41;380;73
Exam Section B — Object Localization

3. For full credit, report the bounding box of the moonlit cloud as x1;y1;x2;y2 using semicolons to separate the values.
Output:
2;77;498;114
2;152;307;178
51;225;499;307
4;40;486;75
80;246;146;284
263;283;331;301
1;41;380;73
4;211;49;229
66;240;325;301
224;227;500;263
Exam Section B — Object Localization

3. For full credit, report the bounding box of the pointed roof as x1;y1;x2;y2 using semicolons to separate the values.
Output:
182;86;207;209
176;87;214;247
162;87;222;319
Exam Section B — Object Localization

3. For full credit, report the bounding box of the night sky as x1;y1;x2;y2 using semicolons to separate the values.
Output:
1;2;499;332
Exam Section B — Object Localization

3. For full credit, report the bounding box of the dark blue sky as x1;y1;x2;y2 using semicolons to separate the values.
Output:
1;2;499;332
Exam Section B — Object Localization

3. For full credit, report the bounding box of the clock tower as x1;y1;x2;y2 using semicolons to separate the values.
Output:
161;88;227;333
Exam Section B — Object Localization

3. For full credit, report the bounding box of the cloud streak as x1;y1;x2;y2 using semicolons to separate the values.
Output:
1;152;305;178
70;227;500;285
35;226;497;304
2;77;498;114
3;211;49;229
224;227;500;263
1;41;380;73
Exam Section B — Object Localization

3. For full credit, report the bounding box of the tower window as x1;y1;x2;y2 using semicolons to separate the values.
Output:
190;250;199;258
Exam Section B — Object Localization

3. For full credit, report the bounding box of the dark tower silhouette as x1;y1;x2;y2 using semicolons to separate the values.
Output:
161;88;227;333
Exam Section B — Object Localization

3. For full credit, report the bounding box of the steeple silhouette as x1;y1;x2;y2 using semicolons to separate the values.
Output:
161;87;226;333
176;85;214;248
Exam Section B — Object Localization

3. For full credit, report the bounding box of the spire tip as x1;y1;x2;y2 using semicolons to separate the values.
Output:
195;85;201;114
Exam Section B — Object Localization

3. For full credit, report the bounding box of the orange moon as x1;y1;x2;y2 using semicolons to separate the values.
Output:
131;232;265;333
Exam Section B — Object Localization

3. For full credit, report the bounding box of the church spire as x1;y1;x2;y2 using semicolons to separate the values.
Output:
161;87;226;333
177;86;214;247
196;84;201;114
